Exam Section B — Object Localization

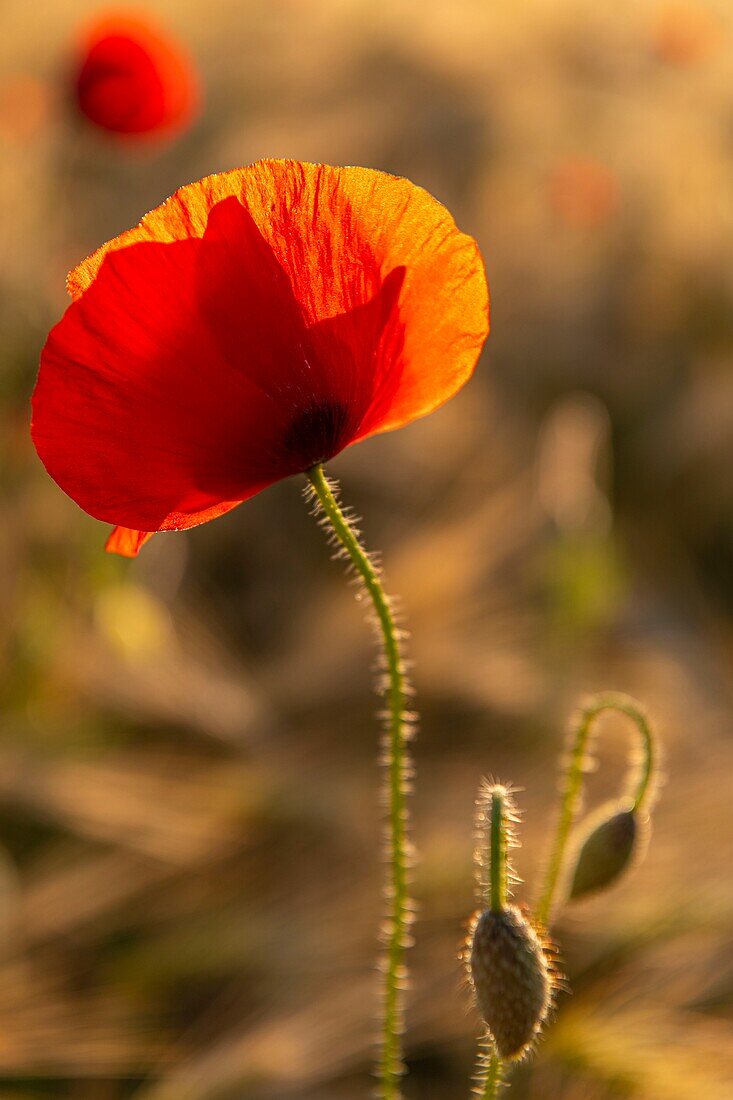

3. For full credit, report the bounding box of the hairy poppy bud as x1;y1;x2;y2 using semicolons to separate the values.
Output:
469;906;551;1060
567;802;641;901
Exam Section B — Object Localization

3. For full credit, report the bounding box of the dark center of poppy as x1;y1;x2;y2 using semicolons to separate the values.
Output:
283;400;351;470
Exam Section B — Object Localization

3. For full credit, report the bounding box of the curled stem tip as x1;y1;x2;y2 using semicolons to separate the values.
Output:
536;692;658;928
305;463;411;1100
623;700;656;813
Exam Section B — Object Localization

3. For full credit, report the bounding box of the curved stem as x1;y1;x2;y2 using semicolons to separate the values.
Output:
535;692;656;928
306;463;411;1100
625;700;656;813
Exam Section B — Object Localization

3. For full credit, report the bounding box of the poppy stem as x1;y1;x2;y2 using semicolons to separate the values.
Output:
472;785;510;1096
305;463;411;1100
535;692;657;928
489;786;508;913
478;1047;503;1098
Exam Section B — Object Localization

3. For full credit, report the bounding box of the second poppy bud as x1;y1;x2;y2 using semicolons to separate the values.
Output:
567;801;644;901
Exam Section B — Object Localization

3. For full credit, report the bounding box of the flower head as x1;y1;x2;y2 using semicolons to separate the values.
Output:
32;160;489;554
74;12;198;137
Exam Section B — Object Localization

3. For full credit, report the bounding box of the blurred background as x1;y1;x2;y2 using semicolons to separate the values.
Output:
1;0;733;1096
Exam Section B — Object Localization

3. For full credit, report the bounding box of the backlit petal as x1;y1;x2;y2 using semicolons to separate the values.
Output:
106;527;155;557
34;230;292;531
34;161;489;549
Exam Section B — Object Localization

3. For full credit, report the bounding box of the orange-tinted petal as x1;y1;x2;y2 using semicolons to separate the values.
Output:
34;222;300;531
68;165;488;445
68;160;488;440
106;527;155;557
34;162;488;548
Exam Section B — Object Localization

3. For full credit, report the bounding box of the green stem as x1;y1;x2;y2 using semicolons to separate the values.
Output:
489;788;508;913
625;700;656;813
479;1047;503;1099
535;692;656;928
472;787;510;1096
306;463;410;1100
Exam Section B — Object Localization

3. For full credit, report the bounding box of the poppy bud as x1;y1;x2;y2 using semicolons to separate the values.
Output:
469;906;551;1060
567;802;641;901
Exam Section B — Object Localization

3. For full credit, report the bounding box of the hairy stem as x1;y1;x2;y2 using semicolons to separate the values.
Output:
478;1047;503;1099
625;699;656;813
475;780;517;910
306;463;411;1100
535;692;657;928
474;787;508;1096
489;787;508;913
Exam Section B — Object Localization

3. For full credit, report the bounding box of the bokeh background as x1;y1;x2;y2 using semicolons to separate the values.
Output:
2;0;733;1096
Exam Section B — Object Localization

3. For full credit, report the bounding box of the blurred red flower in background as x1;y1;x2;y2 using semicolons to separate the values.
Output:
548;156;620;230
32;161;489;555
74;11;198;138
650;4;722;66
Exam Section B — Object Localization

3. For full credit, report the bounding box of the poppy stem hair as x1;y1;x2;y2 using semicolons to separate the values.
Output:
472;783;517;1096
490;786;509;912
305;462;412;1100
480;1049;504;1099
474;780;518;913
535;692;658;928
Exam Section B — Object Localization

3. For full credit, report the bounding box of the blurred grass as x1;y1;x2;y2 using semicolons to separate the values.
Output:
1;0;733;1096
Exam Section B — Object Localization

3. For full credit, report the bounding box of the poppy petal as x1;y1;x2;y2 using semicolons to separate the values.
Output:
34;231;295;531
34;161;488;547
106;526;155;557
206;162;489;438
69;162;488;441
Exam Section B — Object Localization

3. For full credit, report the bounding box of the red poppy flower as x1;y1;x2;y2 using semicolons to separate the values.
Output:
32;160;489;555
74;12;198;137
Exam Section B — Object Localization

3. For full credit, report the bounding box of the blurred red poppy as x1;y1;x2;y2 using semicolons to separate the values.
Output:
74;12;198;137
548;157;620;230
32;161;489;555
650;4;721;66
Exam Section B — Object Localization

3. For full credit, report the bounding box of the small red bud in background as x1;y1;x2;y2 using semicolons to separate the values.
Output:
74;11;199;139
